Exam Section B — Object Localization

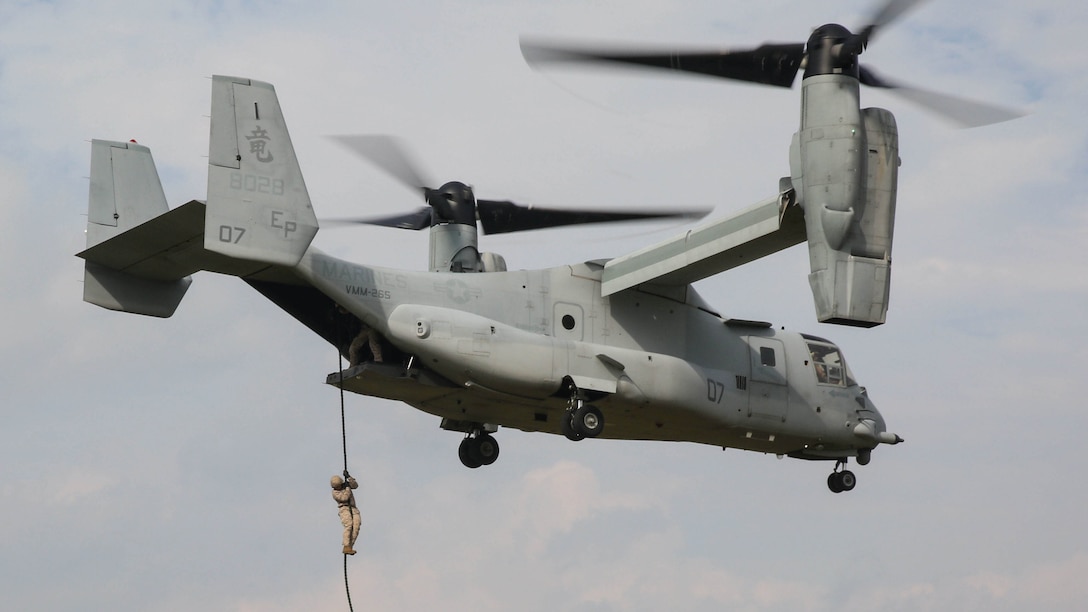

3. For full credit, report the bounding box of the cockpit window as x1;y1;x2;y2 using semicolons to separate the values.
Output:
807;341;856;387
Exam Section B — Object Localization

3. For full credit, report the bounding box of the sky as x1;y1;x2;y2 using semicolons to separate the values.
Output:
2;0;1086;610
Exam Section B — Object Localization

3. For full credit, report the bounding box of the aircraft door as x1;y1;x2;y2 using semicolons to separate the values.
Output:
746;336;788;422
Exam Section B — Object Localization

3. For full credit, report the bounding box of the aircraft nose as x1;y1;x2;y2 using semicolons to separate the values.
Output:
853;390;904;447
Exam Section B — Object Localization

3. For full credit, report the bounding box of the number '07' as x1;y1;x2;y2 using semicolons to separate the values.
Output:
219;225;246;244
706;378;725;404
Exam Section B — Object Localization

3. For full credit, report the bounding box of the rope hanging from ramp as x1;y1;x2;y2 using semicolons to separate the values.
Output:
337;345;355;612
339;360;350;478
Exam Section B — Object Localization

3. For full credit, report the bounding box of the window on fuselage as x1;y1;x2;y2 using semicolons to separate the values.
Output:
807;341;856;387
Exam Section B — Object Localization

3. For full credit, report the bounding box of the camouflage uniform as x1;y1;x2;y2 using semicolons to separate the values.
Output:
348;324;383;366
331;475;361;555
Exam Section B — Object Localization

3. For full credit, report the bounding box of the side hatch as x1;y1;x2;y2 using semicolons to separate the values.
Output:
746;336;788;422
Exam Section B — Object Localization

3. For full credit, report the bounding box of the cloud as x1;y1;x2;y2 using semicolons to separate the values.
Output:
835;553;1088;612
967;553;1088;608
497;460;654;556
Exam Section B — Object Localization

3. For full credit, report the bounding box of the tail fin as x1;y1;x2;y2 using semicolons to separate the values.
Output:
81;139;192;317
204;76;318;266
86;139;169;245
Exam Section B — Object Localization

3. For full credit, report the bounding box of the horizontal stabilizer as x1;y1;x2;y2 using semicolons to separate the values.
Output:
78;200;206;280
601;191;805;296
78;199;280;280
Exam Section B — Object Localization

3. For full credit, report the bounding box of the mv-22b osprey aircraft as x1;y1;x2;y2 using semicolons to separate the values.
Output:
77;1;1016;492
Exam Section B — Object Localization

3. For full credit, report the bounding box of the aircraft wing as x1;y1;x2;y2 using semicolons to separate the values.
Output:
600;191;805;296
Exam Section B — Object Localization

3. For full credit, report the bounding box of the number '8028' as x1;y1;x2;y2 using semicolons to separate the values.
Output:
230;172;284;195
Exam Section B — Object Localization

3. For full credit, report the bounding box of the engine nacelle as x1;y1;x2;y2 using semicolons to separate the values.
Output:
430;223;481;272
790;74;899;327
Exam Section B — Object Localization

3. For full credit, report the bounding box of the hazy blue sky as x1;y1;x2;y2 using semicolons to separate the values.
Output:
2;1;1086;610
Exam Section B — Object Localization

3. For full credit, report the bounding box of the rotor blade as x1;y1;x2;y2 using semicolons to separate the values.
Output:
859;65;1024;127
521;39;806;88
329;134;433;195
858;0;930;44
323;207;433;231
476;199;707;235
868;0;929;31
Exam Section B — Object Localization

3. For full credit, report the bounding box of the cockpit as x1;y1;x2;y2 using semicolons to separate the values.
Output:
803;334;857;387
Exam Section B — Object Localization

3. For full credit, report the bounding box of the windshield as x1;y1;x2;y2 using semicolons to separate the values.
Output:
806;340;857;387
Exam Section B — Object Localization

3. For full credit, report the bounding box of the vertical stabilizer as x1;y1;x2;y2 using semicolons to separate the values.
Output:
205;76;318;267
87;139;170;247
82;139;191;317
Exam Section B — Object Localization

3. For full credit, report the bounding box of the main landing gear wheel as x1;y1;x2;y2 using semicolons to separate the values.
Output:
561;404;604;441
561;412;585;441
458;433;500;469
573;405;604;438
560;380;605;442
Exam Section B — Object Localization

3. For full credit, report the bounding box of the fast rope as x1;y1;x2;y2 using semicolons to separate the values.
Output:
339;358;349;477
335;312;355;612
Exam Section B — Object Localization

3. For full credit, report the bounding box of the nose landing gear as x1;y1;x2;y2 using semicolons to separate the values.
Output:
827;459;856;493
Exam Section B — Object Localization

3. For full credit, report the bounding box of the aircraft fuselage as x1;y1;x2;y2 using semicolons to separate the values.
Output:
305;249;891;462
